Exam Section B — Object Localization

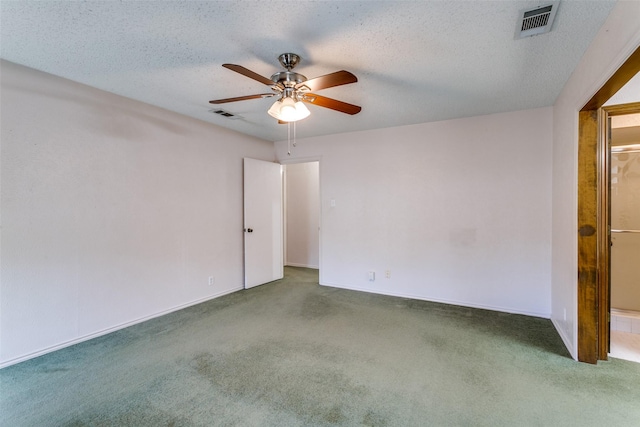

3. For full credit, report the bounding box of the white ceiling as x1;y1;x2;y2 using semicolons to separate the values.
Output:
0;1;616;142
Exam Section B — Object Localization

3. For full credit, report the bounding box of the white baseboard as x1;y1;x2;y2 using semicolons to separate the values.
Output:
285;263;319;269
0;286;243;369
320;281;551;319
551;317;576;360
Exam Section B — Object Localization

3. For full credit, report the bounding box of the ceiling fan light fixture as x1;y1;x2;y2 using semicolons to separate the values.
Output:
211;53;360;123
268;97;310;122
293;101;310;120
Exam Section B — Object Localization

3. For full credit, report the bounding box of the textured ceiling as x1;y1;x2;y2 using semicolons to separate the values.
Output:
0;1;616;142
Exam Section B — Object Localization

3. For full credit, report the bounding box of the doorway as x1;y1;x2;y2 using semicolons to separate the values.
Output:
242;158;321;289
608;111;640;363
576;46;640;364
283;161;321;275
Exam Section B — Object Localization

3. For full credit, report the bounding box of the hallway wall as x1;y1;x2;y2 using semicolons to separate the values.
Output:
285;162;320;269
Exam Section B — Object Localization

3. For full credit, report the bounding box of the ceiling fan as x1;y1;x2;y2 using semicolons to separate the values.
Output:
209;53;361;123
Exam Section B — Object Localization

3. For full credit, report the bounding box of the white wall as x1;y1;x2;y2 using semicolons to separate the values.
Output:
0;60;275;367
284;162;320;269
276;107;553;318
551;1;640;360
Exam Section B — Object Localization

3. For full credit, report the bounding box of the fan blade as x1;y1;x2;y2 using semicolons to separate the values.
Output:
296;70;357;92
209;93;274;104
222;64;274;86
302;93;361;115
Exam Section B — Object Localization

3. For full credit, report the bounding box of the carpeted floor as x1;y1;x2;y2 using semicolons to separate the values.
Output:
1;267;639;426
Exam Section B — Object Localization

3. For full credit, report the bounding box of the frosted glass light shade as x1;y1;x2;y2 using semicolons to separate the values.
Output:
268;97;310;122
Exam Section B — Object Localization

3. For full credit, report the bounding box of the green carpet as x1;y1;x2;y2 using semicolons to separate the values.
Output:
1;267;639;426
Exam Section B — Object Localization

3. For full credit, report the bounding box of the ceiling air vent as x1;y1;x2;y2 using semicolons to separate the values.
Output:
209;109;242;120
516;1;559;39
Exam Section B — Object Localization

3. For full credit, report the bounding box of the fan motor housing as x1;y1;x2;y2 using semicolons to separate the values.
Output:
271;71;307;87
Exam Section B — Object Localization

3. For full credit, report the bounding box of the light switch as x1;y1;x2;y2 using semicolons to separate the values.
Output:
330;199;336;207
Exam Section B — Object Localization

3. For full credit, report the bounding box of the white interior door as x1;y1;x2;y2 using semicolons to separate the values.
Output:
244;158;283;288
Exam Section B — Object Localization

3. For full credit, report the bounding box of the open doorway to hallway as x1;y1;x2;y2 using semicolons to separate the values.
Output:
283;161;320;278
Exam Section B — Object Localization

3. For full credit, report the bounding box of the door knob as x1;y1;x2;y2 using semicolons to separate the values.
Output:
247;228;253;233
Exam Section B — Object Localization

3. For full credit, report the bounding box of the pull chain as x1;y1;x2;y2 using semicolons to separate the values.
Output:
286;121;299;156
287;122;291;156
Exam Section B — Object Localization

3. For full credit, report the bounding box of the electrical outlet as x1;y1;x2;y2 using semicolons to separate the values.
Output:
563;308;566;321
385;270;391;279
208;276;215;286
368;271;375;281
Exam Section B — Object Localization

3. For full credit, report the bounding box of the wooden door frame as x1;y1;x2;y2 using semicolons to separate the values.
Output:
577;46;640;363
